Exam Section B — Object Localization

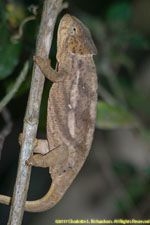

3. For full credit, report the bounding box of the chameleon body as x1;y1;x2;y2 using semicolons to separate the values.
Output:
0;14;97;212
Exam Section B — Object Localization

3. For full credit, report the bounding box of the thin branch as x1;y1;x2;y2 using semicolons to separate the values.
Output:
0;108;13;159
59;2;69;13
98;83;118;106
0;61;29;113
12;16;36;42
7;0;63;225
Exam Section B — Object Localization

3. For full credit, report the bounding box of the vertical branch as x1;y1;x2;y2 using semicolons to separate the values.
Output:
7;0;63;225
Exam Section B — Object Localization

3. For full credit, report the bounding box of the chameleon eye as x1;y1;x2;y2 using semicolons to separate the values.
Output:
73;27;77;32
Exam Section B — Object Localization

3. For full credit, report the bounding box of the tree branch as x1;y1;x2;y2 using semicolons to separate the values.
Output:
0;61;29;113
0;108;13;159
7;1;63;225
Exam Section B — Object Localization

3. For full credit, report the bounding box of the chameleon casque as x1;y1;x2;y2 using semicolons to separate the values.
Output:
0;14;97;212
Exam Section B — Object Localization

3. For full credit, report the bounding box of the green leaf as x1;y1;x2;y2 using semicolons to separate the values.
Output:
128;33;150;49
127;179;147;200
113;161;136;177
114;178;147;213
96;101;138;129
0;24;21;80
106;2;131;23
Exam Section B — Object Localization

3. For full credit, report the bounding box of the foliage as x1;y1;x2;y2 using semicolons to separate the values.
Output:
0;1;36;101
90;1;150;130
0;24;22;80
96;101;138;129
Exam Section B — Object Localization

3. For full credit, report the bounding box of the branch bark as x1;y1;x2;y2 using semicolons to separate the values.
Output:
7;1;63;224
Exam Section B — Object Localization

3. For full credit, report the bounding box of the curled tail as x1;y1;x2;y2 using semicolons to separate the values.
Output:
0;170;76;212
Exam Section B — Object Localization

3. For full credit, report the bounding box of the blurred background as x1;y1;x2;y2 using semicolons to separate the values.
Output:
0;0;150;224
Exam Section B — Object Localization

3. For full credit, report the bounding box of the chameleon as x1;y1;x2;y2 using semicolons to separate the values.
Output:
0;14;97;212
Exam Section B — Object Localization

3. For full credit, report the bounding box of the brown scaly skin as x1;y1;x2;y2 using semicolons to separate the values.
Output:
0;14;98;212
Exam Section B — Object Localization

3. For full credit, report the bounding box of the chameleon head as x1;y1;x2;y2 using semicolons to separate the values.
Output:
57;14;97;59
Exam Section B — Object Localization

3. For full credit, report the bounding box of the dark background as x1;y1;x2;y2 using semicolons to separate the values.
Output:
0;0;150;224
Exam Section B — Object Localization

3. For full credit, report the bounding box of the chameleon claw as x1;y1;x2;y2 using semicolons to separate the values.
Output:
25;160;29;166
33;55;40;63
34;138;38;148
26;159;32;166
18;133;23;145
33;56;51;67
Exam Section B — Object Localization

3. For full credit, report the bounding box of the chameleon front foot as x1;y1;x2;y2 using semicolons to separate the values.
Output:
33;55;67;82
33;56;51;69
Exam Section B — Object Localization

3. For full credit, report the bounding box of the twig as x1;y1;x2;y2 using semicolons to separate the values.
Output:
59;2;69;13
12;16;36;42
98;83;118;106
28;4;39;16
0;61;29;113
7;0;63;225
0;108;13;159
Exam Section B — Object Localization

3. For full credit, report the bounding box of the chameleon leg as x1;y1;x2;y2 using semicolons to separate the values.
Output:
33;56;68;82
26;144;69;174
32;140;50;154
19;133;49;154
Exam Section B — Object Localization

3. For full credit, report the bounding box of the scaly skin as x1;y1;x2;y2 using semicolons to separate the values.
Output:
0;14;97;212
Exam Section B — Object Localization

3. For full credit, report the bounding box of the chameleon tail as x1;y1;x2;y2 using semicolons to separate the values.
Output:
0;183;63;212
25;182;63;212
25;170;75;212
0;170;76;212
